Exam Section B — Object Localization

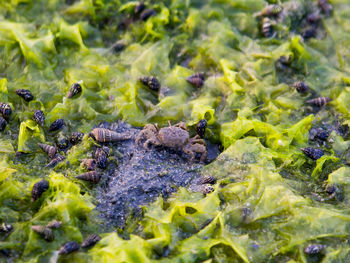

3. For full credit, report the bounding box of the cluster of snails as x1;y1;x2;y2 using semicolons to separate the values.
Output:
57;234;101;255
37;129;84;169
31;84;85;168
31;218;101;255
2;83;84;166
255;0;332;39
254;4;282;38
27;81;104;255
286;77;331;161
73;127;132;184
139;72;206;94
117;1;157;31
262;2;333;163
0;102;12;131
199;175;216;196
138;72;209;139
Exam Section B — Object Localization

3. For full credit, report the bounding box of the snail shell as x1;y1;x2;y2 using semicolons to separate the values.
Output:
196;119;207;138
304;243;326;255
0;103;12;119
291;81;309;93
31;225;54;241
140;8;156;21
301;147;324;160
31;180;49;202
76;171;101;183
33;110;45;126
306;97;331;107
0;223;13;232
46;220;62;229
46;155;66;168
134;2;146;14
139;76;160;91
58;241;79;255
262;17;273;37
186;73;205;88
81;159;96;171
81;234;101;248
67;83;82;99
49;119;65;132
0;117;7;131
15;89;34;102
70;132;84;145
200;175;216;185
95;147;110;169
90;128;131;143
56;134;69;150
38;143;57;159
258;4;282;17
201;184;214;195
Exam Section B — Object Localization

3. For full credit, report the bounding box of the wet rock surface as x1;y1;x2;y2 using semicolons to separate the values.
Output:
95;122;219;228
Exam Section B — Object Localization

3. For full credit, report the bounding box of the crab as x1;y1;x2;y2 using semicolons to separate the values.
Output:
135;121;207;163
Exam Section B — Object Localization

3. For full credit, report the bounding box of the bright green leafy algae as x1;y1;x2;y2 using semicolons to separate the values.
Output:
1;0;350;262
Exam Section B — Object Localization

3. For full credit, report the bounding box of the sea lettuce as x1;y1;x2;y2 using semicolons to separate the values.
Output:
1;0;350;262
17;120;45;153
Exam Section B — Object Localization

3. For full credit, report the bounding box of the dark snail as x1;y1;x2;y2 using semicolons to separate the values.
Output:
15;89;34;102
139;76;160;91
58;241;79;255
186;73;205;88
49;119;65;132
31;180;49;202
33;110;45;126
301;147;324;160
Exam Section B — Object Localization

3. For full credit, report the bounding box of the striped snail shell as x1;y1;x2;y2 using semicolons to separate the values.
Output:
38;143;57;159
81;159;96;171
262;17;273;37
46;155;66;168
76;171;101;183
186;73;205;88
81;234;101;248
31;225;54;241
306;97;331;107
90;128;131;143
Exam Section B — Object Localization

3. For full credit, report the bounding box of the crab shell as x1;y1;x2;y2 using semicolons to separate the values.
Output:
158;126;190;148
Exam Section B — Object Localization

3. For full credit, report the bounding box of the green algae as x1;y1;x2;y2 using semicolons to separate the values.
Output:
1;0;350;262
